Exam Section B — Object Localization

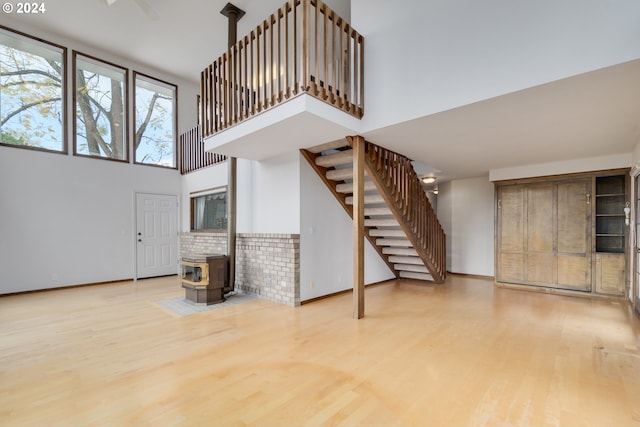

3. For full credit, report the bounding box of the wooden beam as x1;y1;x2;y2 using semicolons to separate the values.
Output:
352;135;365;319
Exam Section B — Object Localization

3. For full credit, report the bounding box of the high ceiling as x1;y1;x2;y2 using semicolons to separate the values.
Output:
1;0;297;84
2;0;639;181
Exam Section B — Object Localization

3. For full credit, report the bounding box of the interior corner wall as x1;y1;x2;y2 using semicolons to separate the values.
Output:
436;181;453;273
299;154;394;301
439;177;495;277
0;147;181;295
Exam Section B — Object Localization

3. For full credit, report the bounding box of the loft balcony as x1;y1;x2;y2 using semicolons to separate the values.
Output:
200;0;364;161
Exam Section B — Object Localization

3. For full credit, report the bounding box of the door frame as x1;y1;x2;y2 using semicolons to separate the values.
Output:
133;191;180;280
629;165;640;314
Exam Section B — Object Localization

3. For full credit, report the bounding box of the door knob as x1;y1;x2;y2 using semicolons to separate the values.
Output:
138;239;142;242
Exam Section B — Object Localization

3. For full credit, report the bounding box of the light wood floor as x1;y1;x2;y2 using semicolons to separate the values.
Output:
1;276;639;427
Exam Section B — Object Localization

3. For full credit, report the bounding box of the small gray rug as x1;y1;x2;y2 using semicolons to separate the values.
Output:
156;291;259;316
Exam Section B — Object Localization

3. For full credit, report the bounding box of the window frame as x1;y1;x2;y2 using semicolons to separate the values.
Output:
72;51;129;163
190;186;228;232
133;71;178;169
0;25;68;155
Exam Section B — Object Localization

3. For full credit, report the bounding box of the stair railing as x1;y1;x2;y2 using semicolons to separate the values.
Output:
200;0;364;138
362;140;447;283
179;125;227;175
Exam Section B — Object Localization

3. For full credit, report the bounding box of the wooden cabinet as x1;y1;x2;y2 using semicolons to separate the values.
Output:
593;175;627;296
595;253;625;295
496;170;628;296
497;179;591;291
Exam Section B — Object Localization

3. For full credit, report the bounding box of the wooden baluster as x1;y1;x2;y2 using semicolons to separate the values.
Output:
302;0;310;92
322;2;328;100
344;22;351;110
250;31;255;116
338;16;344;107
352;29;358;114
292;0;298;95
199;70;206;137
262;20;268;110
329;9;336;105
277;8;282;103
313;0;319;96
213;61;218;132
232;45;237;124
284;2;291;99
243;36;249;119
269;15;274;107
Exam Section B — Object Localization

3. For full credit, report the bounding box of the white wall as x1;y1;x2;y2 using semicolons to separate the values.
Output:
0;147;181;294
300;155;394;301
352;0;640;132
489;153;633;182
0;23;194;294
181;161;228;231
182;154;300;234
438;177;495;277
249;152;300;233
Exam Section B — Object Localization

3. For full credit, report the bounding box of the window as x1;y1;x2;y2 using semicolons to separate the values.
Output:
0;26;66;152
134;72;177;167
191;188;227;230
73;52;127;161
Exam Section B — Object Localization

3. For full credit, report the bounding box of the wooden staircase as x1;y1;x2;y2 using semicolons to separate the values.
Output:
301;137;446;283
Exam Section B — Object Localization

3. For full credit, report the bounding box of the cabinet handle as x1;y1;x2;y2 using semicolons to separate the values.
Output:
586;193;591;205
498;199;501;209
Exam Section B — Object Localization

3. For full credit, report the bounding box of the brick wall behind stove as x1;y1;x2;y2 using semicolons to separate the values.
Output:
180;232;300;306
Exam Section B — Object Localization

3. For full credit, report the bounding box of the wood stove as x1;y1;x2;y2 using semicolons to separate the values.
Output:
180;253;228;305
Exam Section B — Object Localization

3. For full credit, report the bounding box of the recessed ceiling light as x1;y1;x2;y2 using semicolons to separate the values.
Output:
422;176;436;184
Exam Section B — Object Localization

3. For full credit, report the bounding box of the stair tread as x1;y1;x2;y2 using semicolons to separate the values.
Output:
369;229;405;237
376;238;412;247
336;180;377;193
382;247;419;256
326;167;353;181
388;255;424;265
364;207;392;216
346;194;385;205
399;271;434;282
394;264;429;273
305;140;350;154
315;149;353;167
365;219;400;227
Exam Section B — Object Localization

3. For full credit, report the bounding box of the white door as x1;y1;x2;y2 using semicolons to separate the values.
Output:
136;193;178;279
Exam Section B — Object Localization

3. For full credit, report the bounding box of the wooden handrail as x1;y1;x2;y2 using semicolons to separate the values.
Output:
178;126;227;175
200;0;364;138
360;140;447;283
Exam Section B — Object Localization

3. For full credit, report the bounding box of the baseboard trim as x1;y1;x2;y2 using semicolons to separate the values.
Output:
495;281;627;301
448;272;495;281
301;279;394;305
0;278;135;297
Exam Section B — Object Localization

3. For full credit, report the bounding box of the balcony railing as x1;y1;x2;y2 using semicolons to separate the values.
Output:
200;0;364;138
179;126;227;174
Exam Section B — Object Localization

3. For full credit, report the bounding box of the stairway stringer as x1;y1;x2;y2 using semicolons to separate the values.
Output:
346;136;446;283
300;147;399;277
